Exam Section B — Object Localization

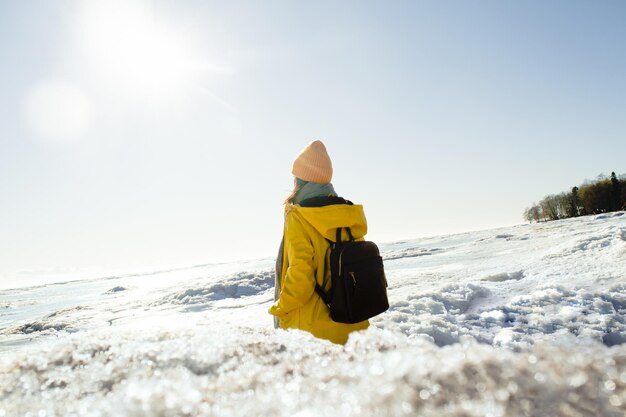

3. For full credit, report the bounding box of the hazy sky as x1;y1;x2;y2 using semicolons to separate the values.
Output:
1;1;625;283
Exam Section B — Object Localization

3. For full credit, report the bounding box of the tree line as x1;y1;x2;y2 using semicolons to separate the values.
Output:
524;172;626;223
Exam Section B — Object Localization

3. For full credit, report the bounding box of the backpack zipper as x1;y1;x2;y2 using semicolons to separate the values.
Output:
349;271;356;286
338;248;344;276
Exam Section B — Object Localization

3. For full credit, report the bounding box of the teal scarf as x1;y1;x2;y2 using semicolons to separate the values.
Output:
293;181;337;205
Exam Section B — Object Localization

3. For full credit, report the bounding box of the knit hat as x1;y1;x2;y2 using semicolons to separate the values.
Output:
291;140;333;184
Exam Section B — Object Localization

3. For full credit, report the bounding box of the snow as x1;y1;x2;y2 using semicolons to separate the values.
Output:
1;213;625;416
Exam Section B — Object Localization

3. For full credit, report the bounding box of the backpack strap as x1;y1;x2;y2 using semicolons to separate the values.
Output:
335;227;354;243
315;239;333;308
316;226;354;309
315;283;332;309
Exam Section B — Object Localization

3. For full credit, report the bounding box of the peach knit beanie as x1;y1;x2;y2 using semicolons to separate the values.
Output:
291;140;333;184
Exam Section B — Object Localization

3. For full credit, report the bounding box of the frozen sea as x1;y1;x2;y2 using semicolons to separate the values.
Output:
1;213;625;417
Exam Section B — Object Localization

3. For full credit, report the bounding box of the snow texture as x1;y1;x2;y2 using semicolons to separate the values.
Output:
0;213;625;416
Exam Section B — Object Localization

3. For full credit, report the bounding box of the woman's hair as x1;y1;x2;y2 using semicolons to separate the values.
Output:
284;178;304;205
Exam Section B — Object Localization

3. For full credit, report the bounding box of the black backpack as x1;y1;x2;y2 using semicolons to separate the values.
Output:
315;227;389;324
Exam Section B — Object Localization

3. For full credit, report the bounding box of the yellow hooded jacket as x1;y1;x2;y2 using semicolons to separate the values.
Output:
269;202;369;344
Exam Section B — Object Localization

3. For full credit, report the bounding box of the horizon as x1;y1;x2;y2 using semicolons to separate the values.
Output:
1;216;524;290
1;1;625;285
3;210;620;291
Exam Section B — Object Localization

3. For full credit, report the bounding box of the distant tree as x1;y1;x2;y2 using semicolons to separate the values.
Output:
540;194;566;221
524;204;541;223
556;193;570;219
523;207;531;223
580;179;612;214
621;176;626;210
539;198;554;221
530;205;542;222
611;172;622;211
567;186;582;217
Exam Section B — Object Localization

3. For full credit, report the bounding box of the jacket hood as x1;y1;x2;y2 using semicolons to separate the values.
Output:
287;203;368;242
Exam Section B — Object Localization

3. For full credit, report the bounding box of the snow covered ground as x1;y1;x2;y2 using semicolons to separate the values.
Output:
1;212;625;416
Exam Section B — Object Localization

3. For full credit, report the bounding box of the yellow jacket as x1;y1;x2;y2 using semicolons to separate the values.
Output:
269;202;369;344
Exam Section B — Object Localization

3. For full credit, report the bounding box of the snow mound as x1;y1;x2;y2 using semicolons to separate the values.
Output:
1;326;624;417
1;306;90;335
45;306;88;319
595;212;624;220
384;247;444;261
10;321;71;335
2;320;73;335
155;270;274;308
495;234;513;239
481;271;525;282
376;282;626;350
379;284;492;346
499;284;626;347
105;286;127;294
542;216;625;261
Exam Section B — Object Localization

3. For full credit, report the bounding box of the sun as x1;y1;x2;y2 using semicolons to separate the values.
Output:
76;0;201;101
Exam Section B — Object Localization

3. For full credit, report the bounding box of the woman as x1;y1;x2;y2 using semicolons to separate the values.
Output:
269;140;369;344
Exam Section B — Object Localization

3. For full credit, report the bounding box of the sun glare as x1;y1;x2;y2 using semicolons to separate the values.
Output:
77;0;201;101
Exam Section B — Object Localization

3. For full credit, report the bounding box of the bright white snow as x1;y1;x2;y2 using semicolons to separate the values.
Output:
1;212;625;416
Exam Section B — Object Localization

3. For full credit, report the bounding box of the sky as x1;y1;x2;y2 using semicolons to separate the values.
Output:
1;0;625;285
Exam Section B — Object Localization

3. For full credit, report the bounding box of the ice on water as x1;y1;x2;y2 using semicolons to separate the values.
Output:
1;213;625;416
